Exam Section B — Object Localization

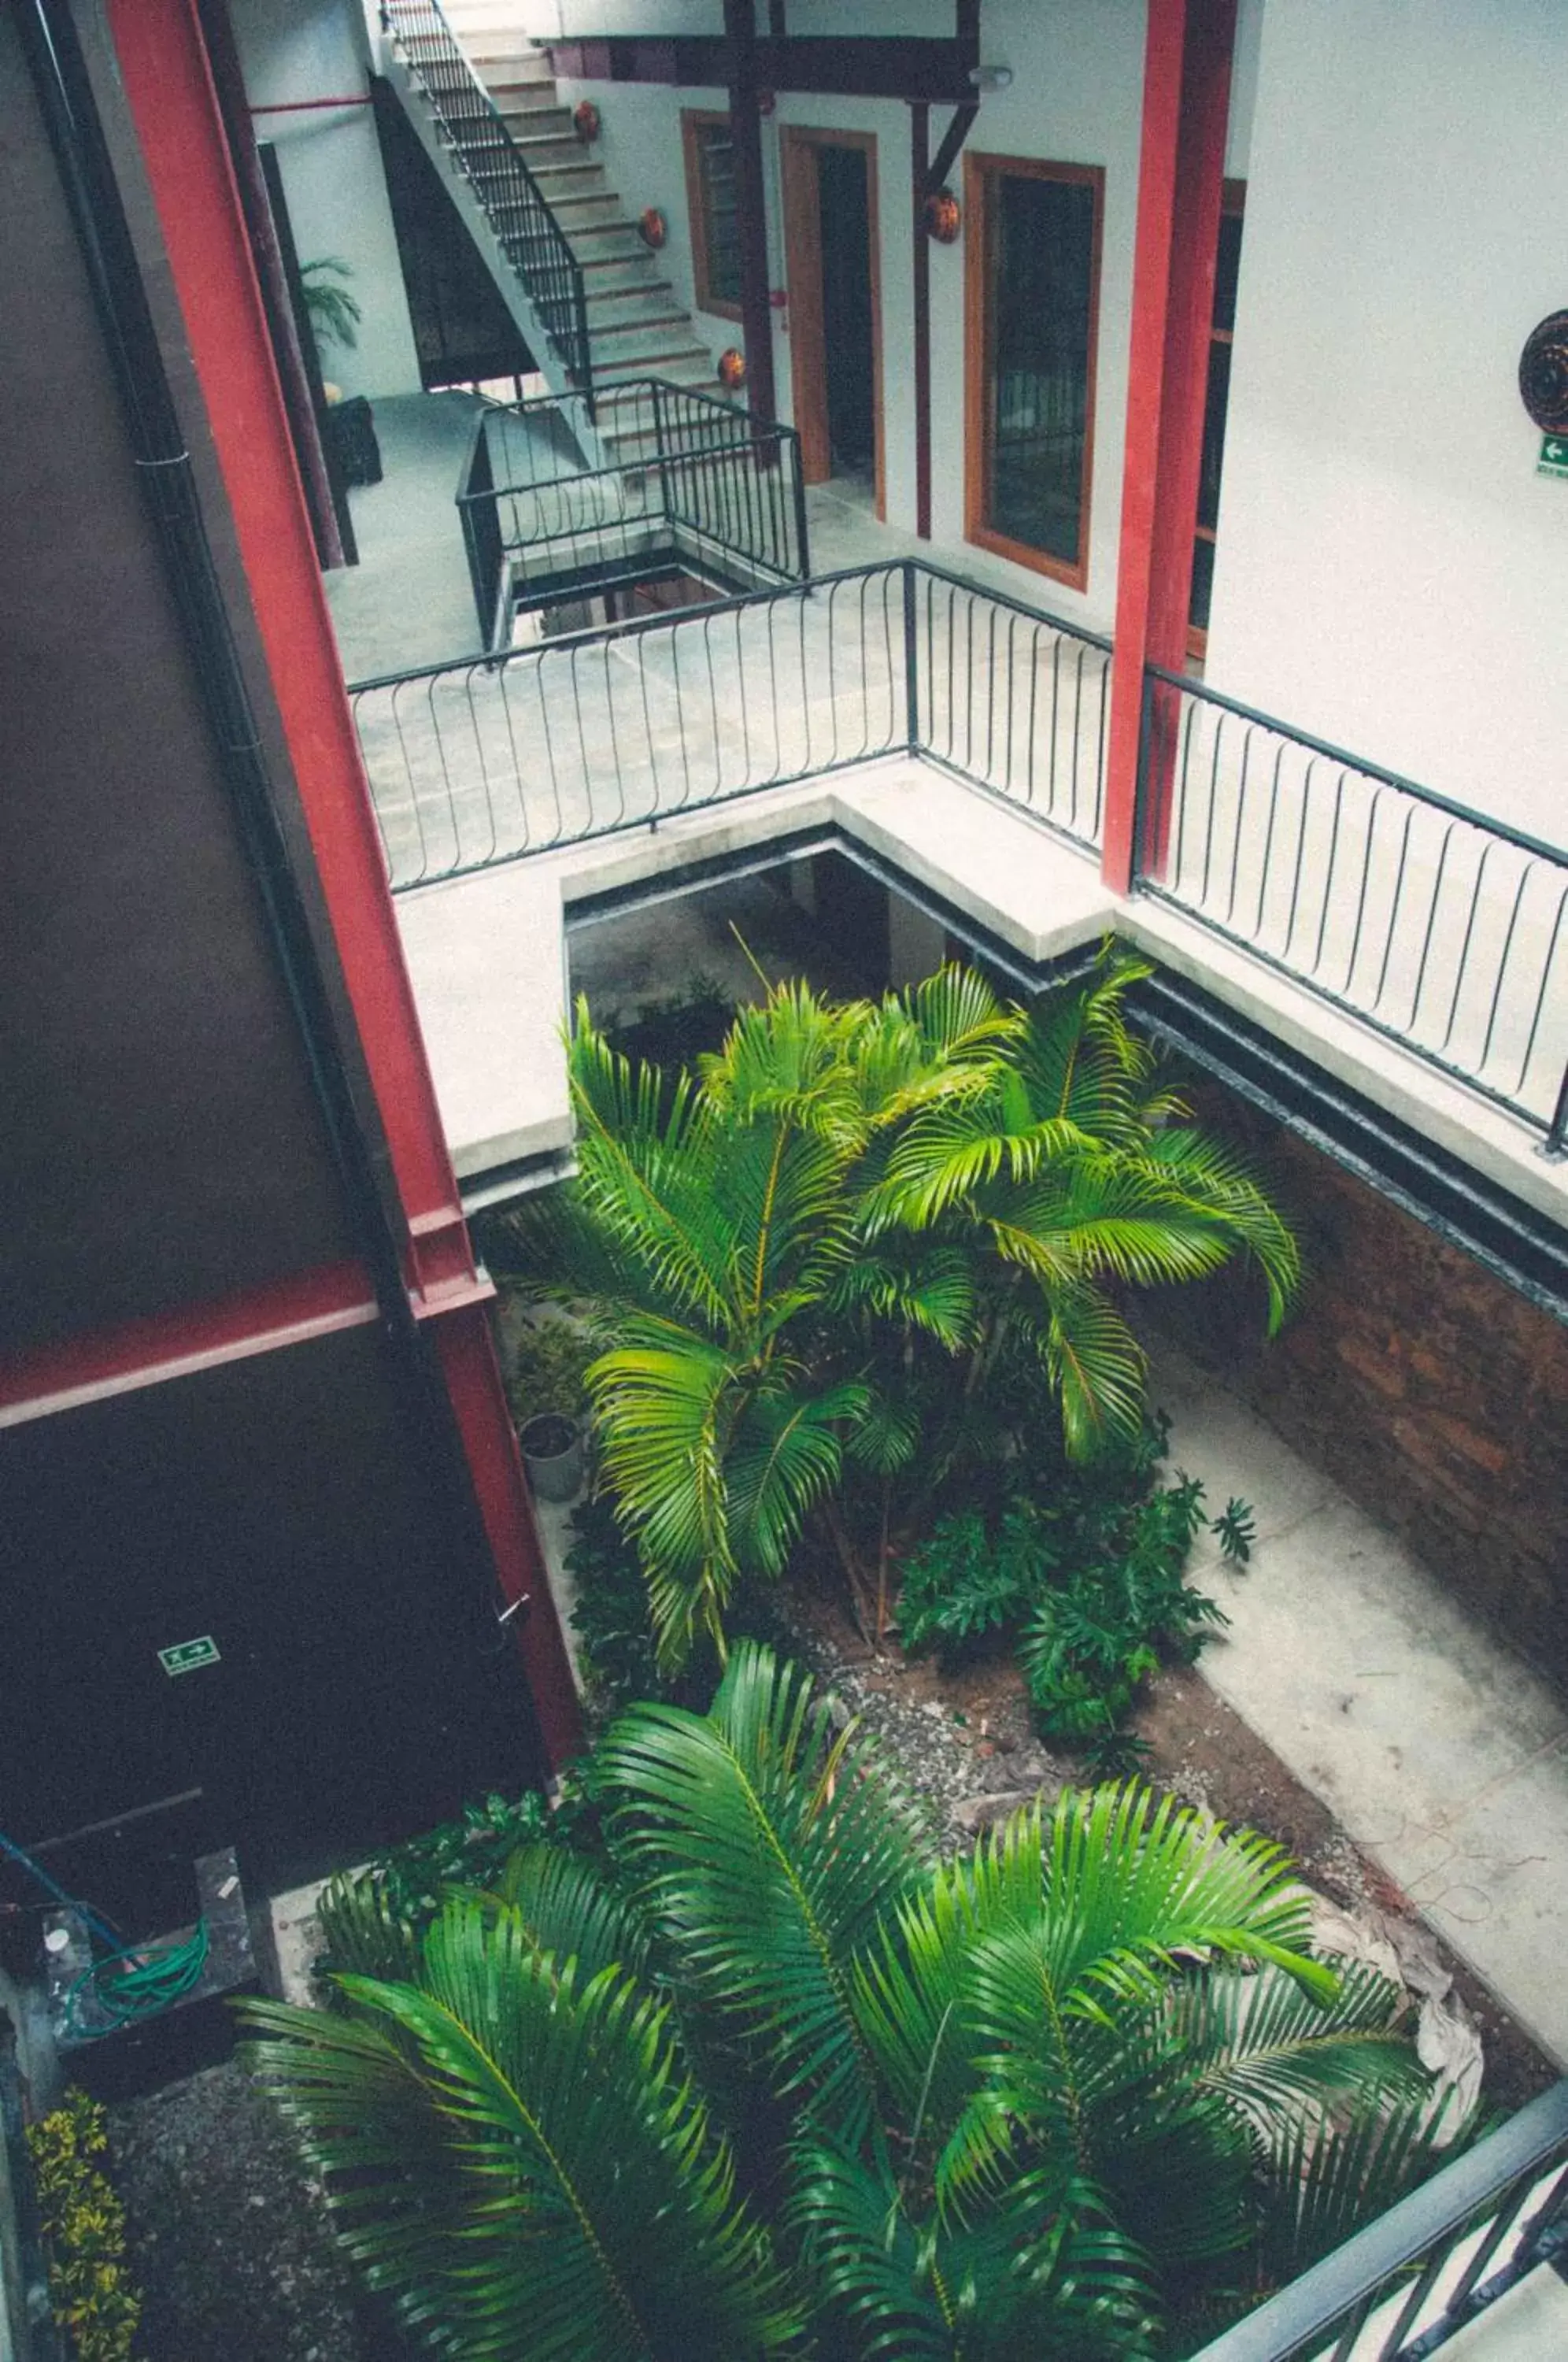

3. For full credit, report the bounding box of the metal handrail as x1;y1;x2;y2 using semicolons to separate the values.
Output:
1145;661;1568;874
1133;663;1568;1150
380;0;593;406
1190;2080;1568;2361
347;556;1109;695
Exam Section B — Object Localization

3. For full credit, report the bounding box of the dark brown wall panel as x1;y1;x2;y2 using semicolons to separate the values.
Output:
0;1323;542;1894
0;16;355;1356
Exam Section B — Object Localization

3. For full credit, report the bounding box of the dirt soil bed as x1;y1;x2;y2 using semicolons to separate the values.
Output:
773;1577;1558;2121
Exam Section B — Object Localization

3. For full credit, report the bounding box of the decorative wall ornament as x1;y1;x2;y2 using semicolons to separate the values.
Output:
573;100;601;143
1519;311;1568;433
638;207;667;249
718;346;747;389
923;187;961;244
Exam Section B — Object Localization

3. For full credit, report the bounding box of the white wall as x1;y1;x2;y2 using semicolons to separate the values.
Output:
1205;0;1568;839
557;0;1150;631
239;0;422;399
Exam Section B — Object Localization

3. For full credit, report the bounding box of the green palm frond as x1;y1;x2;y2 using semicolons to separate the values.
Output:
495;1842;652;1985
599;1645;933;2139
1259;2087;1471;2282
726;1378;869;1574
242;1901;801;2360
791;2132;1159;2361
1044;1287;1148;1457
1170;1959;1430;2130
316;1868;423;1983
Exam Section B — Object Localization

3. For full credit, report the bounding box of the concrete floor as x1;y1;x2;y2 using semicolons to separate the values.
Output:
1151;1336;1568;2071
324;391;487;680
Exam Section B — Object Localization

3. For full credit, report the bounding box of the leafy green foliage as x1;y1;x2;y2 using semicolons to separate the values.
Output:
566;1487;667;1709
505;1309;597;1426
316;1786;559;1959
26;2092;142;2362
246;1649;1469;2362
894;1416;1254;1758
481;953;1300;1672
298;255;361;353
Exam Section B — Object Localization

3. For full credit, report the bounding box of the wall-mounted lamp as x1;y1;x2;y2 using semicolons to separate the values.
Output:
969;65;1013;92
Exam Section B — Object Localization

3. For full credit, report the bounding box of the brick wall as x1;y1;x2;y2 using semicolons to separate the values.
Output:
1141;1091;1568;1690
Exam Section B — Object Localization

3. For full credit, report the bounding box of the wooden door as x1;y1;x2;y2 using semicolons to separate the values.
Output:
781;127;885;516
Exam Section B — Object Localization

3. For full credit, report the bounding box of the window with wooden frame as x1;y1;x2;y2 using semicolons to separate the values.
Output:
682;109;742;319
1188;180;1245;657
964;153;1104;591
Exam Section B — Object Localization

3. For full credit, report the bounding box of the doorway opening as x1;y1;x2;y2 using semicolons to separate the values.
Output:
782;128;884;515
1187;180;1245;660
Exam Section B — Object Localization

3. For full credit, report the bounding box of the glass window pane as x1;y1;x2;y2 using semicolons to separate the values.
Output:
1189;532;1215;636
984;172;1096;570
1196;340;1231;534
699;125;741;307
1213;209;1243;334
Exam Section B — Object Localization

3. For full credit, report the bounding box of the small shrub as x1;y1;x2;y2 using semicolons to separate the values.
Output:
505;1312;597;1428
896;1425;1252;1757
893;1501;1052;1655
566;1490;667;1711
329;1788;557;1936
26;2090;142;2362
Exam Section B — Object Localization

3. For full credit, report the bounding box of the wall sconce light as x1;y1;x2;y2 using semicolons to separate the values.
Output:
718;348;747;390
969;64;1013;92
638;208;667;249
923;187;961;244
573;101;601;143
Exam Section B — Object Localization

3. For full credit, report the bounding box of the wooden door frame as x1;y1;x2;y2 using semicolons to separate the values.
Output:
781;124;885;520
963;150;1105;594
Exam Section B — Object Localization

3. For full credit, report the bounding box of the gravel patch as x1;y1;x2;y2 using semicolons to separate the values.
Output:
107;2058;386;2362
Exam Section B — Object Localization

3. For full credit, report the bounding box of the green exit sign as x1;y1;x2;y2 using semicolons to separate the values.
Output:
1538;434;1568;479
158;1635;220;1677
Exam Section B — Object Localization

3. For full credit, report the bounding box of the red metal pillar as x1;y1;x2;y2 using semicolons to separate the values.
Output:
1102;0;1235;894
107;0;582;1766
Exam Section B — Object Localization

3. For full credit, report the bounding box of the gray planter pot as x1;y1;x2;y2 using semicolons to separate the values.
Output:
518;1412;586;1504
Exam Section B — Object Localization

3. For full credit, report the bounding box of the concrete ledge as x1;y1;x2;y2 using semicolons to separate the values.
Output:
394;753;1568;1242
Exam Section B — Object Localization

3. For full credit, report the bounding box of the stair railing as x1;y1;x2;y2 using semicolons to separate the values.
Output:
381;0;594;412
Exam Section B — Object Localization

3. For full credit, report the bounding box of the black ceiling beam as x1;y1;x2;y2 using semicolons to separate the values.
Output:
921;99;978;199
548;35;975;106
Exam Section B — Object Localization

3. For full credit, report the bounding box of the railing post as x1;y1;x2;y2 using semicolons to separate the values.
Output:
902;561;920;750
791;431;810;581
1129;665;1154;885
1544;1063;1568;1158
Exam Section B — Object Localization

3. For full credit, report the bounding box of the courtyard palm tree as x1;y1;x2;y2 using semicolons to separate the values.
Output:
486;953;1300;1672
244;1647;1463;2361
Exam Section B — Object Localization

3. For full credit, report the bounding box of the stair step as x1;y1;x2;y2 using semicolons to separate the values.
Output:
582;275;674;305
596;350;717;388
589;313;690;342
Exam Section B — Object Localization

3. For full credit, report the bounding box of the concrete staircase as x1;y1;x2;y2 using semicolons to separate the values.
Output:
418;0;723;409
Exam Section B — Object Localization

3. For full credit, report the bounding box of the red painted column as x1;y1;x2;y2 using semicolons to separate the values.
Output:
1102;0;1236;893
108;0;582;1767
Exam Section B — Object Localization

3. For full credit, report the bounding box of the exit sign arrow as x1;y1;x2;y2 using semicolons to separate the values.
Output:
158;1635;220;1676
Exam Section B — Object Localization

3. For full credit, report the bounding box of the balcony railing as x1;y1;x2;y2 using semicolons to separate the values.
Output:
456;379;810;644
347;557;1567;1153
349;557;1111;883
381;0;593;402
1133;666;1568;1149
1189;2079;1568;2361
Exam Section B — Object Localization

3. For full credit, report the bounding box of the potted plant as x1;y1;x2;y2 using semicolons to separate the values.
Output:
505;1312;595;1504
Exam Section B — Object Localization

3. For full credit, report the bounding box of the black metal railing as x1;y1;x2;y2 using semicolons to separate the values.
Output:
1132;666;1568;1150
456;379;809;641
380;0;592;403
1190;2080;1568;2361
348;557;1111;887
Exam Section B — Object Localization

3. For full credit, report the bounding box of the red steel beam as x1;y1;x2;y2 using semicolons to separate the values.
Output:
1101;0;1235;893
105;0;582;1767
